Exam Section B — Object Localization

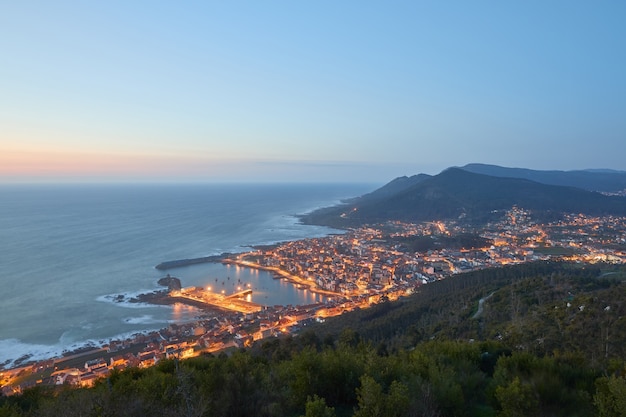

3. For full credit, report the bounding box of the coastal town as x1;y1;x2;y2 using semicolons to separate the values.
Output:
3;206;626;395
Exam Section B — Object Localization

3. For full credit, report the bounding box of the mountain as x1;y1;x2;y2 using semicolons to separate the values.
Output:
302;167;626;227
460;163;626;193
352;173;431;202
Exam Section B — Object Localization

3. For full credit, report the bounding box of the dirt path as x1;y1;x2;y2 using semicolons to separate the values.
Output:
472;291;495;319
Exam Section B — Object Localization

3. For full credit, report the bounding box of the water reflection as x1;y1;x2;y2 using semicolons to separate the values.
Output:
171;302;200;322
169;262;327;306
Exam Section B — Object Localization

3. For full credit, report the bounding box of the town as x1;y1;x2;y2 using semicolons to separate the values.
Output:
3;206;626;395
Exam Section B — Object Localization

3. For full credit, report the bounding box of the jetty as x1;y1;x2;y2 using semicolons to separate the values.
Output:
155;254;231;270
225;289;253;299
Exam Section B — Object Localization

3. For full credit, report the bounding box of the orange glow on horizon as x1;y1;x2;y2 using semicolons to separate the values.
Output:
1;149;150;175
0;146;389;183
0;148;248;180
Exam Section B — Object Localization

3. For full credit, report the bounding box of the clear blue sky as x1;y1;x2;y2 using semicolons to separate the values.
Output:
1;1;625;182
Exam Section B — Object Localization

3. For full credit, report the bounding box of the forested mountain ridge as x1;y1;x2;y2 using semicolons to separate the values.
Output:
4;262;626;417
302;168;626;228
460;163;626;193
348;173;431;202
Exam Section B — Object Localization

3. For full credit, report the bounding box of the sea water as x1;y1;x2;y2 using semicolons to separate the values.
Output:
0;183;373;367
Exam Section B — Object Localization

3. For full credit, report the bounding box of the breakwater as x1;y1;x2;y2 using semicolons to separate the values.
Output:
155;254;232;270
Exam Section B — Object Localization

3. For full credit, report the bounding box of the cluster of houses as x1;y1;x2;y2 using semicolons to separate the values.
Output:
250;208;626;299
2;300;327;394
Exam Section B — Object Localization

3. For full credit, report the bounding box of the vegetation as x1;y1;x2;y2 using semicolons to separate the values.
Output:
3;262;626;416
301;168;626;228
388;232;492;253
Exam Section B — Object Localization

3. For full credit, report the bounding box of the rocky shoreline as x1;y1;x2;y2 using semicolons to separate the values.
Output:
120;275;230;315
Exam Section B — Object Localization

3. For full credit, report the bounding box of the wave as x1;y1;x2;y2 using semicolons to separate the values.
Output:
96;289;167;309
0;336;106;370
0;324;170;370
239;214;344;250
297;199;348;216
0;339;64;369
201;247;247;257
122;315;169;325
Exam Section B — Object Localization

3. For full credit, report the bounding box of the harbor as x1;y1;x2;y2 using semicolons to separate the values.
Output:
169;286;263;314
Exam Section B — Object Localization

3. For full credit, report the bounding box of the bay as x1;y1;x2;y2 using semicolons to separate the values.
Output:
0;183;373;366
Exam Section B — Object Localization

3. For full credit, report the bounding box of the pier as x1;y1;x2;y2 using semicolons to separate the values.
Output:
225;289;253;299
170;287;262;314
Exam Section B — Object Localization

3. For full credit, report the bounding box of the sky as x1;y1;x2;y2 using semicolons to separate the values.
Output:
1;1;625;183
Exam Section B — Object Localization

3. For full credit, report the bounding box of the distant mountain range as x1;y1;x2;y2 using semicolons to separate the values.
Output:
302;164;626;227
460;163;626;193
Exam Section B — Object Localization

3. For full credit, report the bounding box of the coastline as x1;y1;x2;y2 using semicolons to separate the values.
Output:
130;289;255;315
1;185;368;372
221;258;340;298
0;252;339;371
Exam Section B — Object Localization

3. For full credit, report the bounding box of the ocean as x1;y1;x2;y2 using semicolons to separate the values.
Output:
0;183;374;367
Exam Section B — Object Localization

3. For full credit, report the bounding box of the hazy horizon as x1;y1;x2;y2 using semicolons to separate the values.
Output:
2;163;626;186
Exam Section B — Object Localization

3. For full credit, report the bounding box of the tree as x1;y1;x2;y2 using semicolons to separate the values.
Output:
595;376;626;417
385;380;410;417
495;377;538;417
0;403;22;417
355;374;387;417
300;395;336;417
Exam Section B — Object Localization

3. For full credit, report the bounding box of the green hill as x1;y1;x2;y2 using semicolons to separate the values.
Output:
5;262;626;417
302;168;626;227
313;261;626;362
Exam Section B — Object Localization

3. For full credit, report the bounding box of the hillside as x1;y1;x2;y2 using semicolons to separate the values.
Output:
460;163;626;193
302;168;626;227
4;262;626;417
352;173;431;202
312;261;626;362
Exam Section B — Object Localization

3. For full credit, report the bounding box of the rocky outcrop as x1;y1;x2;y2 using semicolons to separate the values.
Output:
157;275;182;291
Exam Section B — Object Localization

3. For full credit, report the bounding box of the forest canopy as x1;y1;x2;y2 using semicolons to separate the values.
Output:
3;262;626;417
